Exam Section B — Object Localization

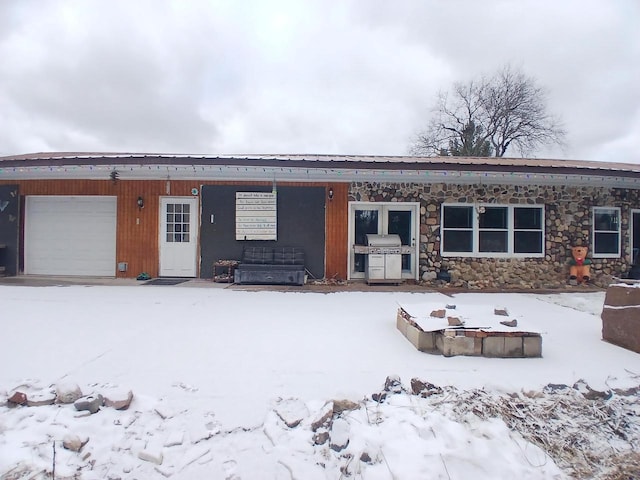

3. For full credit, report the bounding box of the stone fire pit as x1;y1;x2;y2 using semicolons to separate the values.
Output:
396;303;542;358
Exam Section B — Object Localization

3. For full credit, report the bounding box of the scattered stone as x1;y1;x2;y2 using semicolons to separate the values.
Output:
371;392;386;403
494;308;509;316
614;386;640;396
313;431;330;445
360;452;373;464
573;380;612;401
410;378;443;397
332;399;360;415
62;433;89;452
329;418;350;452
445;304;456;310
138;448;164;465
383;375;404;393
543;383;570;394
164;430;184;448
274;398;309;428
522;389;544;399
500;319;518;327
7;391;27;406
311;402;334;432
26;391;56;407
56;383;83;404
447;316;464;326
103;389;134;410
154;404;174;420
430;309;446;318
74;394;104;414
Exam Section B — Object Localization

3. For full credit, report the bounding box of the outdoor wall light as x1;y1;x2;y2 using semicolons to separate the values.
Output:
328;187;334;201
137;196;144;209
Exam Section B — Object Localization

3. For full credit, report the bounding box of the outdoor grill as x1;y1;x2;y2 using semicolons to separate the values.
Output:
365;234;402;284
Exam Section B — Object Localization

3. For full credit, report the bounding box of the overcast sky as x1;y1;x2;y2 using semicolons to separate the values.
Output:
0;0;638;163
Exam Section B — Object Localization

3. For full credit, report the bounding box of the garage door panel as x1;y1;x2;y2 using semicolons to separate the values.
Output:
25;196;117;276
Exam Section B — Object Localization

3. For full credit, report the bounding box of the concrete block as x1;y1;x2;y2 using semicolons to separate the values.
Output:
396;313;408;336
472;336;483;356
441;335;476;357
417;331;437;353
523;336;543;357
604;285;640;307
504;337;524;357
483;337;505;357
405;324;421;349
602;308;640;353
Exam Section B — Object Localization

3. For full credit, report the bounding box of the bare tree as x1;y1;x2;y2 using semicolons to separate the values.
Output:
411;65;566;157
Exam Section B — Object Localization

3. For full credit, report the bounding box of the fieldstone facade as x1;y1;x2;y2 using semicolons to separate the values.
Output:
350;182;640;289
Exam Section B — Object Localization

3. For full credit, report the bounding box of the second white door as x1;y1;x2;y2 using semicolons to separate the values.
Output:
159;197;198;277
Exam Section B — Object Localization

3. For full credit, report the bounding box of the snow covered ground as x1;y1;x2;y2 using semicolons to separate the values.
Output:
1;284;639;479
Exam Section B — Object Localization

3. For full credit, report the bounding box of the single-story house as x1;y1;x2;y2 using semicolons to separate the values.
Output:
1;152;639;288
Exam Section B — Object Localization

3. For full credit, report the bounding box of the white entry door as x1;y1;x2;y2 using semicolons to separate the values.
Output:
348;202;420;280
159;197;199;277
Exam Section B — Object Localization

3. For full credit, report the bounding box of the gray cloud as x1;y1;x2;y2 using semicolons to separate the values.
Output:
0;0;638;162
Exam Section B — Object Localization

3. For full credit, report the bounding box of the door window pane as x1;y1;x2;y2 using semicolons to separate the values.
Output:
165;203;192;244
388;210;412;270
388;210;411;245
354;209;379;272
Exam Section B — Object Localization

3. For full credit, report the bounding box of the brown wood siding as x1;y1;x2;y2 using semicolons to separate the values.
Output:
1;179;350;279
325;184;349;280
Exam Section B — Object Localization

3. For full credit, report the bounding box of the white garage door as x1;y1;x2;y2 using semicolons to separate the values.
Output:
25;196;117;276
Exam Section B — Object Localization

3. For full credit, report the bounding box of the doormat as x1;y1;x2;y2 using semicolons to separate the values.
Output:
144;278;190;286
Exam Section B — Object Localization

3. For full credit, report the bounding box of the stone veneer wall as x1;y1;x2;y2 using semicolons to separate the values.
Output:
350;182;639;289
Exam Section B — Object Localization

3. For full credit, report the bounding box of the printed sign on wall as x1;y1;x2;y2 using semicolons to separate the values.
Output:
235;192;277;240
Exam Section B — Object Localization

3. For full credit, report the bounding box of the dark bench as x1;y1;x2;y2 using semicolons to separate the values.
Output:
234;247;306;285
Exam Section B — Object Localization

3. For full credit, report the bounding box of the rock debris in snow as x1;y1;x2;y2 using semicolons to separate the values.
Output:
1;377;640;479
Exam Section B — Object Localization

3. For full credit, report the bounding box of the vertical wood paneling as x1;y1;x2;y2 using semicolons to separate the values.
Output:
325;184;349;280
1;179;352;279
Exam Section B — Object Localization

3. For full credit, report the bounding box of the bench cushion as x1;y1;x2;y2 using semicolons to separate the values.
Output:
272;247;305;265
242;247;274;264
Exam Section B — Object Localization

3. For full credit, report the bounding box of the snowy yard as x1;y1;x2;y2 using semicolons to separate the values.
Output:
1;285;639;479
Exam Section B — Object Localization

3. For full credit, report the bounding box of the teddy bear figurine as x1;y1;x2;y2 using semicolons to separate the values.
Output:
568;245;591;285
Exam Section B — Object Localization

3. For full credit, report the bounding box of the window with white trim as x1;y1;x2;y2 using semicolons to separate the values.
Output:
593;207;620;257
441;204;544;257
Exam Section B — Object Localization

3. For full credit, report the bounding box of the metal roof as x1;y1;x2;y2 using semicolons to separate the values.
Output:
1;152;639;188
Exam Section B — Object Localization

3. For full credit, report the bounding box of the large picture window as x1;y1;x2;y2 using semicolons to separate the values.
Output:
593;207;620;257
441;204;544;257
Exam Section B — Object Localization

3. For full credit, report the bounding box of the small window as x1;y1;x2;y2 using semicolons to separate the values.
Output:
593;207;620;257
514;207;543;254
479;207;508;253
442;206;473;253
